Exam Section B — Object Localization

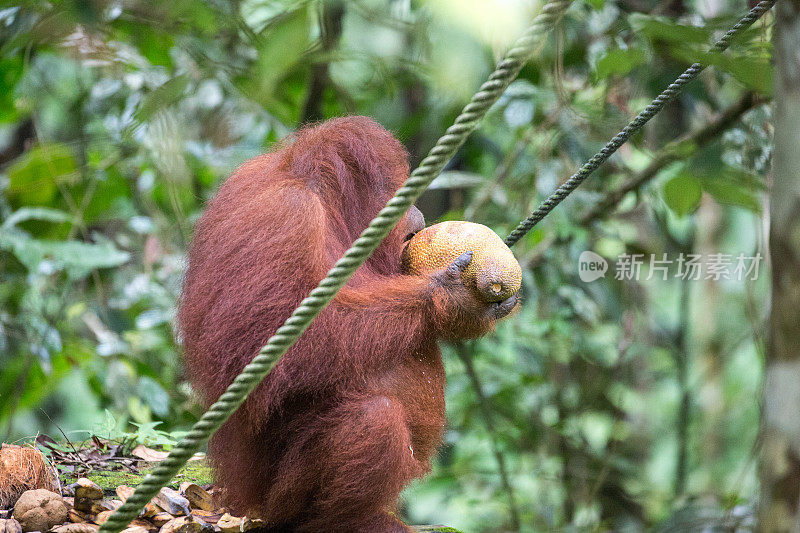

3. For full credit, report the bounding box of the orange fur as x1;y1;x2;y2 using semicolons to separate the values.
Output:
178;116;514;532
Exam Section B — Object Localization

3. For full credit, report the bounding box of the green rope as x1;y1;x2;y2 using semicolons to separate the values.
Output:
97;3;572;532
504;0;775;247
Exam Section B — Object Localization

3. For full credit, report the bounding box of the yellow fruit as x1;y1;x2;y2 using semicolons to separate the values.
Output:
401;221;522;302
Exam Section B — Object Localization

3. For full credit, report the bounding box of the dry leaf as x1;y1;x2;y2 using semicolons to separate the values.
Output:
131;446;168;463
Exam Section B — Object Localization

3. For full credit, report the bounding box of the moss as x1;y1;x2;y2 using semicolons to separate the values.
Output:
62;470;146;493
59;458;213;493
412;527;463;533
173;459;213;485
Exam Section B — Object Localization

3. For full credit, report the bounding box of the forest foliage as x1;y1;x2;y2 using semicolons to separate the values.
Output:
0;1;774;531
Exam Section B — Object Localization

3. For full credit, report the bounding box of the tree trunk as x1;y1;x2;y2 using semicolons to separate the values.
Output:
759;1;800;531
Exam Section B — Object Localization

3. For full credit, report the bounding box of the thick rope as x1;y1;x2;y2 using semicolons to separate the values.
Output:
504;0;775;247
98;3;572;532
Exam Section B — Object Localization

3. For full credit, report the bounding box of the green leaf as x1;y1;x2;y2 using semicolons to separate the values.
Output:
115;22;175;68
83;170;136;223
429;170;486;189
0;231;130;279
697;166;764;212
629;14;712;44
2;207;71;229
132;75;191;126
0;54;24;123
137;377;170;418
595;48;646;79
663;173;702;216
6;353;72;414
6;143;78;206
674;48;772;95
237;7;311;118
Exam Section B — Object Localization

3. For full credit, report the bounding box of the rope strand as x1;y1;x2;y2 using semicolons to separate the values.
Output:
504;0;775;247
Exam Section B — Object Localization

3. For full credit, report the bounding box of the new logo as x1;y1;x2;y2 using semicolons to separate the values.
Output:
578;251;608;282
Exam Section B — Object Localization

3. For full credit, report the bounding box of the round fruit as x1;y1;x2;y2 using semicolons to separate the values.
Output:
401;221;522;302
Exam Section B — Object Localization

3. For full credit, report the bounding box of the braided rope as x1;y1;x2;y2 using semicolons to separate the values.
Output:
504;0;775;247
97;3;572;532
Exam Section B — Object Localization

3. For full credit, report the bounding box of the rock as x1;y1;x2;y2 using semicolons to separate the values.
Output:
141;502;158;519
121;527;150;533
67;509;87;523
187;512;220;525
88;502;113;515
0;446;59;510
12;490;68;533
152;489;190;517
73;479;103;500
159;516;201;533
51;524;99;533
239;518;263;532
177;485;212;513
150;513;173;528
104;501;123;512
0;518;23;533
93;510;113;526
72;480;103;514
214;514;241;533
114;487;134;503
128;519;156;532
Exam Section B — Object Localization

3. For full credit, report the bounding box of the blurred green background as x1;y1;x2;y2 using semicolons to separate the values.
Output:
0;0;775;531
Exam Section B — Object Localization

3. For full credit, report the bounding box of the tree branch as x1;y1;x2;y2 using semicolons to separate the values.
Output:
522;93;763;270
454;342;522;532
0;118;34;168
579;92;763;226
300;0;345;124
465;116;559;222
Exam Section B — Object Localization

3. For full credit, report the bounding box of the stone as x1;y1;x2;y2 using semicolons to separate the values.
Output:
121;526;150;533
0;518;23;533
72;480;103;514
12;490;68;533
214;514;241;533
152;489;190;517
150;513;173;528
93;510;113;526
51;524;99;533
177;485;212;513
159;516;202;533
